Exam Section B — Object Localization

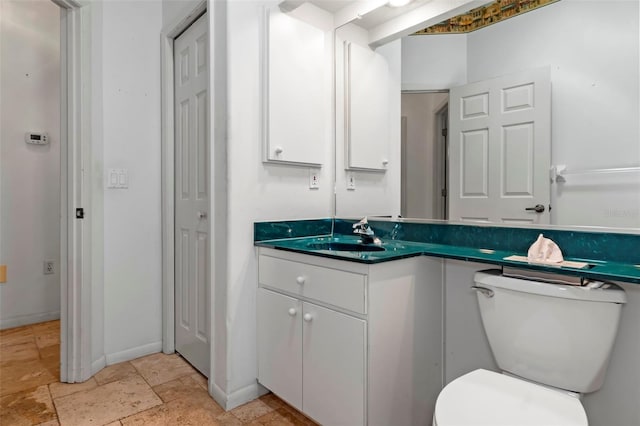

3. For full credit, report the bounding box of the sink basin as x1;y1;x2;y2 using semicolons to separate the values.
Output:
306;242;386;252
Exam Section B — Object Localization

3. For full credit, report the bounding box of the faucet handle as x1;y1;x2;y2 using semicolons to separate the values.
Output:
352;216;369;229
353;217;374;236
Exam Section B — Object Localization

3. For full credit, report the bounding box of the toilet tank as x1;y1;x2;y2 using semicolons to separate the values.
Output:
473;270;627;393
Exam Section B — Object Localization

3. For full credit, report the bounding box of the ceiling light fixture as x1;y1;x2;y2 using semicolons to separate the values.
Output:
388;0;413;8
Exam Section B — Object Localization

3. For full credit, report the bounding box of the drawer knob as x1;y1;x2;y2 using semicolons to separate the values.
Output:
303;313;313;322
288;308;297;317
296;276;306;285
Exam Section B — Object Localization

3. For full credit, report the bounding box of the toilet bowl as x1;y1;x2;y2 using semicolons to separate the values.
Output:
433;369;587;426
433;269;626;426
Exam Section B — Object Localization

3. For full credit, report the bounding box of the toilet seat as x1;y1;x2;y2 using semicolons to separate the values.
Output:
434;369;587;426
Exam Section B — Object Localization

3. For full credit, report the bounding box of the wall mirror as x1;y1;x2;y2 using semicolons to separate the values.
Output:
332;0;640;230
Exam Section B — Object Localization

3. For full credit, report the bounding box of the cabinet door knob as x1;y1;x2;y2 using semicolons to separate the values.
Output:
274;146;283;155
303;313;313;322
288;308;297;317
296;276;305;285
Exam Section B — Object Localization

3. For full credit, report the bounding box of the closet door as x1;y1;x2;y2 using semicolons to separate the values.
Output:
174;12;210;377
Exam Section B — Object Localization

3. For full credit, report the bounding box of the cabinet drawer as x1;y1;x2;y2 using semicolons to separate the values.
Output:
259;255;367;314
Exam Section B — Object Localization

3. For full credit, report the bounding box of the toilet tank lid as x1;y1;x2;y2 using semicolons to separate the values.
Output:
474;270;627;304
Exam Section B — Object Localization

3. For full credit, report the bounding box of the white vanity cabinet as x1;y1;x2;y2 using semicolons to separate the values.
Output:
258;288;366;425
257;247;443;426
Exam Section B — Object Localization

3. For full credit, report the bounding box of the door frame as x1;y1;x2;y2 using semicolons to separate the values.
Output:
160;0;208;357
53;0;93;383
400;89;449;219
434;100;449;220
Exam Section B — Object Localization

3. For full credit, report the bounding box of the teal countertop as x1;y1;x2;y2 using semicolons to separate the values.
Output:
255;234;640;284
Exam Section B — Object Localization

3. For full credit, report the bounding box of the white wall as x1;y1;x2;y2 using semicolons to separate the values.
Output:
224;0;333;405
0;0;61;328
466;0;640;228
401;34;466;91
100;0;164;363
443;259;640;426
163;0;202;28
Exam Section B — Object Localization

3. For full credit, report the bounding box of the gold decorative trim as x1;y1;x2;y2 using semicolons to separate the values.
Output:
414;0;561;35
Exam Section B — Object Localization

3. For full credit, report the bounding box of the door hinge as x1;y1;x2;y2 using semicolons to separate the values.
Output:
441;188;448;197
442;128;448;137
75;208;85;219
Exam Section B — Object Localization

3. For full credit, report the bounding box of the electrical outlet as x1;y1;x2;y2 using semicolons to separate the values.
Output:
43;261;55;275
347;173;356;190
309;169;320;189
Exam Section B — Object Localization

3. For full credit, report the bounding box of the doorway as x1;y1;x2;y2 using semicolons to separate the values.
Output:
400;91;449;220
0;0;62;390
0;0;62;329
0;0;91;384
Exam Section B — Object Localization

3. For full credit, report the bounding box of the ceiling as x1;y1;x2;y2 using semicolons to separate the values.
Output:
281;0;560;36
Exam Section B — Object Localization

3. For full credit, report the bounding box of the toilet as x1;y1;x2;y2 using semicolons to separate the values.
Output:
433;269;627;426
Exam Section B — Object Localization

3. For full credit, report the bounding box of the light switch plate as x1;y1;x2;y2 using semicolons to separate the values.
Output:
107;169;129;189
347;173;356;190
309;169;320;189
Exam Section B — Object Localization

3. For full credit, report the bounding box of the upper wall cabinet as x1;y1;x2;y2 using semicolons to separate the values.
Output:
261;5;331;167
336;24;401;172
344;40;395;171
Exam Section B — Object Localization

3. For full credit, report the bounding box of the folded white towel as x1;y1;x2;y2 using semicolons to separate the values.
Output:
527;234;564;264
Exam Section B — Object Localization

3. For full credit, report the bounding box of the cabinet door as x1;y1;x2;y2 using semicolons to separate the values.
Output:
257;288;303;409
302;302;366;426
344;40;399;171
263;7;327;166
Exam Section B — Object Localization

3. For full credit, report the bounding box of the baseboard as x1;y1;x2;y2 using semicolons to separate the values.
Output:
91;356;106;376
211;381;265;411
0;311;60;330
104;341;163;365
211;382;228;409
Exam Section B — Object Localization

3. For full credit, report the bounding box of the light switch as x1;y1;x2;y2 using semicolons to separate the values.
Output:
347;173;356;190
309;169;320;189
118;170;128;187
107;168;129;189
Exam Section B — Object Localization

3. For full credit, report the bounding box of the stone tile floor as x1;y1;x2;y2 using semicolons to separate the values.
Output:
1;320;317;425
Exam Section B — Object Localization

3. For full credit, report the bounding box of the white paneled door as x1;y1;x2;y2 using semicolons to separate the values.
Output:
174;13;210;377
449;68;551;224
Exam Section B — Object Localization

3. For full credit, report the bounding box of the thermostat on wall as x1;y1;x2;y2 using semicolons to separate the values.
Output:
25;132;48;145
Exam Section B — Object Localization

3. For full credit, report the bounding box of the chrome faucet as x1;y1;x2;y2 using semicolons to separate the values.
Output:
352;217;380;244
